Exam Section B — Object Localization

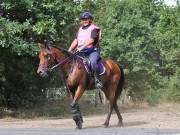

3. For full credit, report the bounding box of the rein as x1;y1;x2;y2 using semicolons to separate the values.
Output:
47;47;84;72
49;55;73;71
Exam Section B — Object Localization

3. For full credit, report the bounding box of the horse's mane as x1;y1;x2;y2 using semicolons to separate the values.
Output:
48;45;71;57
48;45;84;64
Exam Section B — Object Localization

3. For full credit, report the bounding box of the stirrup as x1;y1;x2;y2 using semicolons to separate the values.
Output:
95;79;103;89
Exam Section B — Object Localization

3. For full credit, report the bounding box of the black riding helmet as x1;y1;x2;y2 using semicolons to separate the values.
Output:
80;12;93;20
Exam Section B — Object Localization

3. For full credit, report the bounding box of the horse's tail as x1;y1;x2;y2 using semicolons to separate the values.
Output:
115;64;125;100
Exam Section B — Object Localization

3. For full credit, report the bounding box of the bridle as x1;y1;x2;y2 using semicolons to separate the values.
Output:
42;46;85;72
48;53;73;71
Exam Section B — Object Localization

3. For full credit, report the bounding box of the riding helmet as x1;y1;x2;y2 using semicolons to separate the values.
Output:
81;12;93;20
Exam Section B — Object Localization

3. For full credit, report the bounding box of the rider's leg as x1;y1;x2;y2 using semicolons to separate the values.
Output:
89;51;103;89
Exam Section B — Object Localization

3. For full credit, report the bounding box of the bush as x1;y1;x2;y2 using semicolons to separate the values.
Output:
165;68;180;101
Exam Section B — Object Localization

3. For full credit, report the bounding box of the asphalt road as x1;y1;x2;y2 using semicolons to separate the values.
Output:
0;127;180;135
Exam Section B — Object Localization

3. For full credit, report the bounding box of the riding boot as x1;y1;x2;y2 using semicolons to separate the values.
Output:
94;68;103;89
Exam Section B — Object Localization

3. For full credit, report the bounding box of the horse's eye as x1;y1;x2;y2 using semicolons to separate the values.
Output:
45;55;50;60
48;56;51;60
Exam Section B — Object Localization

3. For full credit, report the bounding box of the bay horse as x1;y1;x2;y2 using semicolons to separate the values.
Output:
37;43;125;129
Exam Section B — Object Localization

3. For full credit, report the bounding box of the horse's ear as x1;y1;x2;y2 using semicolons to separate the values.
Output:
38;43;47;49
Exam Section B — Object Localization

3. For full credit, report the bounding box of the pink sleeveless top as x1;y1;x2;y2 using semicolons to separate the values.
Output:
77;24;101;49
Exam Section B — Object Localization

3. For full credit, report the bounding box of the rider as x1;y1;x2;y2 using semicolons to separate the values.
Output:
68;11;103;89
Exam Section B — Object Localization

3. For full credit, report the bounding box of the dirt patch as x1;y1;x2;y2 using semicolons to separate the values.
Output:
1;102;180;129
0;110;180;129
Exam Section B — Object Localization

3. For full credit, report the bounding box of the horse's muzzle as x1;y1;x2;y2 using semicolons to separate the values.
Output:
38;71;48;77
37;66;48;77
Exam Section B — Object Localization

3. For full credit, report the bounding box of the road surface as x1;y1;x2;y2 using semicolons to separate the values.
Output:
0;127;180;135
0;111;180;135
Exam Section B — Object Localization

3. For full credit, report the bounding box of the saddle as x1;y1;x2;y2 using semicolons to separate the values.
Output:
83;58;106;75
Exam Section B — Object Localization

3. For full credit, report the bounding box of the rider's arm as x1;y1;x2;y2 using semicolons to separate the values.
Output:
68;38;78;52
91;29;98;39
91;29;99;48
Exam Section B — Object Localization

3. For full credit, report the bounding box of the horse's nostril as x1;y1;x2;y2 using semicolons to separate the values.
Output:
37;69;48;77
39;71;42;74
37;70;41;74
39;71;45;76
37;68;44;74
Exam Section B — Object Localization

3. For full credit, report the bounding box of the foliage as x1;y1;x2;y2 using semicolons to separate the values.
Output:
0;47;47;108
0;0;81;108
165;68;180;101
95;0;180;103
0;0;180;109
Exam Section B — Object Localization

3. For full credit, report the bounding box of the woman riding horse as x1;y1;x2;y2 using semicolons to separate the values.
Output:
68;11;102;89
37;42;124;129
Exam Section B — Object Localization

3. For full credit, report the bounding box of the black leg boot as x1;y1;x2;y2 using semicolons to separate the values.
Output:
71;102;83;129
94;68;103;89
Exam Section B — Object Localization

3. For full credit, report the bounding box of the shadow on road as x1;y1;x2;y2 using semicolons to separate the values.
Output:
123;121;148;127
83;121;148;129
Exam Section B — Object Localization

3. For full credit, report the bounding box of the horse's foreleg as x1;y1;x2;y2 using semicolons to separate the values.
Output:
70;85;84;129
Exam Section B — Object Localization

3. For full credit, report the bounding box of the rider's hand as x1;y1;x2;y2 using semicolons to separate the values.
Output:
68;47;73;52
76;48;81;52
76;46;83;52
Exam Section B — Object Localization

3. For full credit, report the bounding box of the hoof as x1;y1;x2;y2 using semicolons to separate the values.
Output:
117;121;124;127
103;122;109;128
76;120;83;129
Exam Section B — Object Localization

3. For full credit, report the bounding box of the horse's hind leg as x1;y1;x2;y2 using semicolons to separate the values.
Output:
103;85;117;127
103;100;113;127
114;101;123;126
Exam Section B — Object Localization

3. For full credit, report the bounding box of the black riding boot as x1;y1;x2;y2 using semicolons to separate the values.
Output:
94;68;103;89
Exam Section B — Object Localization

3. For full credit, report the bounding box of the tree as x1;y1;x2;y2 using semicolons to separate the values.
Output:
0;0;81;108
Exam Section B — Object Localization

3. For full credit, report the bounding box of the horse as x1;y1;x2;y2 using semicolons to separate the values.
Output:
37;43;125;129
